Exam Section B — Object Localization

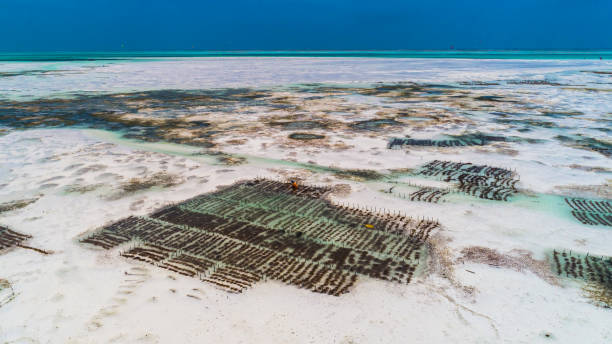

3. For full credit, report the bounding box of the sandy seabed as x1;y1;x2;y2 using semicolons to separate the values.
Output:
1;58;611;343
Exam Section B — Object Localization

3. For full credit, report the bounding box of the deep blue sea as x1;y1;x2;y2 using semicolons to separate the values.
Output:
0;50;611;61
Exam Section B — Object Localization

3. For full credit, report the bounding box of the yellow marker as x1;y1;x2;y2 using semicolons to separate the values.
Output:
365;224;374;229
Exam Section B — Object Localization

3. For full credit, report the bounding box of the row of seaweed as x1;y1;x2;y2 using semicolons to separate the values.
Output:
414;160;519;201
86;215;392;296
0;225;31;252
81;179;439;296
387;132;516;149
406;188;450;203
550;250;612;308
565;198;612;227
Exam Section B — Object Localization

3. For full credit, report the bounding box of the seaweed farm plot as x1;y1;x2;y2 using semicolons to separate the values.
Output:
407;188;450;203
415;160;519;201
564;198;612;227
0;225;31;252
550;250;612;307
80;179;439;296
388;133;511;149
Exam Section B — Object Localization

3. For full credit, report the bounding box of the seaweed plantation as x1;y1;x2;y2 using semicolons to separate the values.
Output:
408;188;449;203
551;250;612;307
0;225;31;252
416;160;519;201
564;198;612;226
388;133;511;149
81;179;439;295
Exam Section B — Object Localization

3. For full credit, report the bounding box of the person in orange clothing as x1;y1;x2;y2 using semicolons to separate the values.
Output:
290;180;299;191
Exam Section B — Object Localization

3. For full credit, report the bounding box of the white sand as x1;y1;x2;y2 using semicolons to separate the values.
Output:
0;127;610;343
1;58;611;343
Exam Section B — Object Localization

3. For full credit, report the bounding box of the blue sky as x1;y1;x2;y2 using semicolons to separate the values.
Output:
1;0;611;51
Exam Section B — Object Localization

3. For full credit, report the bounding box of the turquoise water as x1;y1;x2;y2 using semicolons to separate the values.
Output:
1;50;611;61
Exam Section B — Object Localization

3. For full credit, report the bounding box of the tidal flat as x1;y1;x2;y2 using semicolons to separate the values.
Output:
0;57;611;343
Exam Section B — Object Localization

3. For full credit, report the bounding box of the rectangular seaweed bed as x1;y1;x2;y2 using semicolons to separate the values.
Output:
81;179;439;296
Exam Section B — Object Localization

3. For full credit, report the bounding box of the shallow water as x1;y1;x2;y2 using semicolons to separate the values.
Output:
0;57;610;101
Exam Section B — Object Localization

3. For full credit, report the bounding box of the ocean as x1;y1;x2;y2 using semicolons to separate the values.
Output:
1;50;612;61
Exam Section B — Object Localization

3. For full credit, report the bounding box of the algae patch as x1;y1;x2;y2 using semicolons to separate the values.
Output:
288;132;325;140
0;198;39;214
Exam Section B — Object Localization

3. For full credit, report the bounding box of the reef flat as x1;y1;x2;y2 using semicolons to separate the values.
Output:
0;57;611;343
